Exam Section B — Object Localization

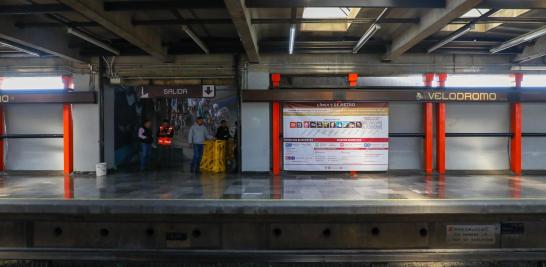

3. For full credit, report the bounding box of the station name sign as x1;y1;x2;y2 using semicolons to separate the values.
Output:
416;91;497;102
139;85;215;99
242;87;546;103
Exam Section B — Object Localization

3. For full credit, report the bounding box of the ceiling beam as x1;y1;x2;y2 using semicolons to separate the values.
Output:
252;18;419;24
103;0;225;11
0;4;71;15
514;36;546;63
57;0;167;61
478;0;546;9
383;0;482;61
0;16;85;63
131;18;419;27
245;0;446;8
224;0;260;63
453;17;546;24
15;22;100;28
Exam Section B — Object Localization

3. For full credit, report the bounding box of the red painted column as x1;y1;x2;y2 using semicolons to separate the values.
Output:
423;73;434;175
436;73;447;175
511;73;523;175
0;77;4;172
271;73;281;176
348;73;359;177
62;75;74;175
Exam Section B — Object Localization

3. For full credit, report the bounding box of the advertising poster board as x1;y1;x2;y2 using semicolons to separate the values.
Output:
283;102;389;171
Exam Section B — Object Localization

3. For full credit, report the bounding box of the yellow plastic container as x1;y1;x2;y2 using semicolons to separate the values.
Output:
200;140;227;173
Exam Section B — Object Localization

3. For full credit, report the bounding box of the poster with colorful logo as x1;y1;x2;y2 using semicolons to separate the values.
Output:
283;102;389;171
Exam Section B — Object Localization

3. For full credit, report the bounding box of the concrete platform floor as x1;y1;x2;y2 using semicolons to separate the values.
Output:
0;171;542;200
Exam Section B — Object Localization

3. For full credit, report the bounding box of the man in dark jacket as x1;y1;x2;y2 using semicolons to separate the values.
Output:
138;120;152;171
215;120;231;140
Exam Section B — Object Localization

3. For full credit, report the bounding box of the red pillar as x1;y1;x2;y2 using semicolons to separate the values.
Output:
348;73;359;177
271;73;281;176
436;73;447;174
511;73;523;175
0;77;4;172
62;75;74;175
423;73;434;175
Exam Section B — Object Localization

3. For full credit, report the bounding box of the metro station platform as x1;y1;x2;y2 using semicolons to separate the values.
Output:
1;172;546;264
0;171;542;200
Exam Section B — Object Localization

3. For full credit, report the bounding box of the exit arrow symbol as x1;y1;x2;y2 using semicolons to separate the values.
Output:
202;85;215;97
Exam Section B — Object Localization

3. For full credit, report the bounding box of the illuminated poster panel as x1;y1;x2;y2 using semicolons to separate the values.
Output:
283;102;389;171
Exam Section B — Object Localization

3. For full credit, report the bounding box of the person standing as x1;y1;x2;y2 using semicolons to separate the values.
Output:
138;120;153;171
215;120;231;140
188;117;212;173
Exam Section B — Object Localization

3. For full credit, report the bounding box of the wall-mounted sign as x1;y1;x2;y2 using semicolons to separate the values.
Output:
243;87;546;103
139;85;215;99
0;91;96;104
283;102;389;171
416;91;498;102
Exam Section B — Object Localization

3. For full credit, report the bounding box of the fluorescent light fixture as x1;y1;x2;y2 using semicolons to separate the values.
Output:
0;41;40;57
352;24;380;53
288;24;296;54
428;26;473;53
511;65;546;71
181;25;209;54
67;27;120;55
490;25;546;54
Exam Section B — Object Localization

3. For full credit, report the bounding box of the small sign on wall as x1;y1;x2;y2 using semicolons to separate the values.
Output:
139;85;216;98
446;224;499;245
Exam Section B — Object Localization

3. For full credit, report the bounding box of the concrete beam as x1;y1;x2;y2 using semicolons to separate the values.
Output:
249;53;517;75
57;0;167;61
224;0;260;63
383;0;482;61
514;36;546;63
0;16;85;63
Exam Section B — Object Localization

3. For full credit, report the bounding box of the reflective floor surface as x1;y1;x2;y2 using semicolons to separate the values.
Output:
0;171;542;200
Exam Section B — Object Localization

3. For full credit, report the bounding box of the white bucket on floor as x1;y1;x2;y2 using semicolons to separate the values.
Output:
96;162;107;176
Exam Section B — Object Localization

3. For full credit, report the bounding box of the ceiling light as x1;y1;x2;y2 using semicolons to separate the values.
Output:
0;41;40;57
490;25;546;54
182;25;209;54
67;28;120;55
428;26;473;53
288;24;296;54
353;24;380;53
